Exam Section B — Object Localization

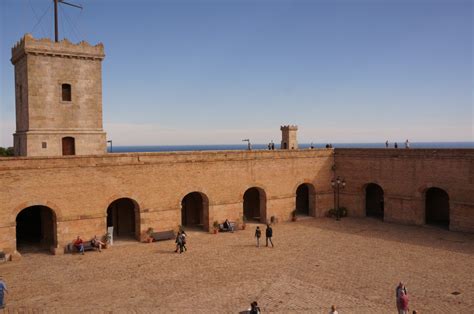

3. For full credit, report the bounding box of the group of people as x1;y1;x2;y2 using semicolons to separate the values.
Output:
174;230;187;254
254;224;274;248
386;139;410;149
267;141;275;150
73;235;106;254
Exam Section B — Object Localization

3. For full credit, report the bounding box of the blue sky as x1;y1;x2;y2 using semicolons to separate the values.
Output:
1;0;472;146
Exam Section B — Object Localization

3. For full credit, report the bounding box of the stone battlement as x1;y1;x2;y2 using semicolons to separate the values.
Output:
11;33;105;64
280;125;298;131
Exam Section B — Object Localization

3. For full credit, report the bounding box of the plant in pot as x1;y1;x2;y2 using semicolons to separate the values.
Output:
242;215;247;230
291;209;297;221
213;220;220;234
143;227;154;243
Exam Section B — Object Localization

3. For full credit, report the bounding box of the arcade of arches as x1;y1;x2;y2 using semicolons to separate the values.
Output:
16;205;56;252
365;183;384;219
425;187;450;227
181;192;209;231
107;198;139;240
295;184;315;216
243;187;266;223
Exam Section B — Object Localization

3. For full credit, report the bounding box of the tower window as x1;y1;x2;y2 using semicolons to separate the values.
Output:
62;84;72;102
42;142;47;149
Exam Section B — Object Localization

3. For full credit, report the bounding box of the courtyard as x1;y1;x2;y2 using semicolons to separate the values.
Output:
1;217;473;313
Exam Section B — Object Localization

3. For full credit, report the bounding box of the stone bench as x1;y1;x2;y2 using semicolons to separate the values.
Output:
150;230;175;242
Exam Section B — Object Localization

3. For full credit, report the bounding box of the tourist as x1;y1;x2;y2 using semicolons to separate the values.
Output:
255;226;261;247
180;231;187;253
223;219;233;232
325;144;330;148
394;142;398;149
265;224;274;247
396;282;408;312
174;231;181;253
249;301;261;314
405;139;410;149
385;140;389;148
268;142;271;150
329;304;338;314
399;290;409;314
0;276;7;309
74;236;85;255
310;142;314;149
412;311;418;314
91;235;105;252
271;141;275;150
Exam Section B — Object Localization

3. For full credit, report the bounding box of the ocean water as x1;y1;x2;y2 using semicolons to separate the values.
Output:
109;142;474;153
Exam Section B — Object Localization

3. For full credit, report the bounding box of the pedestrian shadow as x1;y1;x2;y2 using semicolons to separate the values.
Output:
155;249;177;254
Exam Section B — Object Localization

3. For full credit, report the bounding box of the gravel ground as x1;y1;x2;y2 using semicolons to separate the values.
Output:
1;217;473;313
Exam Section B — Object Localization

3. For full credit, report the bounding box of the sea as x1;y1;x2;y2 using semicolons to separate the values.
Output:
109;142;474;153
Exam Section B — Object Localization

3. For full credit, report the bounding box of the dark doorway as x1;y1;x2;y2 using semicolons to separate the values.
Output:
16;205;56;253
296;184;315;216
181;192;208;230
243;187;266;223
365;183;384;219
62;137;75;156
425;187;449;227
107;198;139;240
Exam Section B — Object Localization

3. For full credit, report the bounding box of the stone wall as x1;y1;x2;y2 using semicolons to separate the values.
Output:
0;149;334;253
335;149;474;232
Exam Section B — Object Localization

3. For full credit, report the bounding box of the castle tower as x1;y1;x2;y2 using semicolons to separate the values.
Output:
10;34;107;157
280;125;298;149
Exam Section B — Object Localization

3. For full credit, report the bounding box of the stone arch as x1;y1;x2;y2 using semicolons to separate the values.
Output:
364;183;384;219
295;183;316;217
15;205;57;253
243;186;267;223
425;187;449;228
106;197;141;240
181;191;210;231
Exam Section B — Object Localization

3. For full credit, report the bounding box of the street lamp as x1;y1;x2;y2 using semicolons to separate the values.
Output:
242;139;251;150
331;176;346;221
107;140;113;153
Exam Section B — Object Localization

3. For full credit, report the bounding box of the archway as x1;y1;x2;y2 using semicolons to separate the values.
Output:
16;205;57;253
107;198;140;240
425;187;449;227
296;183;315;216
181;192;209;231
243;187;267;223
365;183;384;218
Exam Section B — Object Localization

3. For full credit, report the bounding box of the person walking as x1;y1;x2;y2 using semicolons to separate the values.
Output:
396;282;408;312
265;224;274;247
255;226;261;247
249;301;261;314
329;304;339;314
385;140;389;148
405;139;410;149
0;276;8;309
399;290;409;314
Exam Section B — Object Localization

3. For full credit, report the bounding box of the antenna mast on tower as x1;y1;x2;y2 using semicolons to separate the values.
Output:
53;0;83;42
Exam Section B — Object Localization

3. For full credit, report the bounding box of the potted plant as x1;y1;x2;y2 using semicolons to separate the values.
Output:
142;227;154;243
291;209;297;221
242;215;247;230
213;220;220;234
102;232;111;248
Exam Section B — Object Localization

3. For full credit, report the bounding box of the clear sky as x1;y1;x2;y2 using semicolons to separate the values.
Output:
1;0;472;146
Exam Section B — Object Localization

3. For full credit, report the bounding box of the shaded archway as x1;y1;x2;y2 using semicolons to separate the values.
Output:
107;198;140;240
181;192;209;231
296;183;316;216
16;205;57;253
365;183;384;219
425;187;449;228
243;187;267;223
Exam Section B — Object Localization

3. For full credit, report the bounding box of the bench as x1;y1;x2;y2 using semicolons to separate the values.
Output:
151;230;175;242
218;222;236;232
67;241;98;253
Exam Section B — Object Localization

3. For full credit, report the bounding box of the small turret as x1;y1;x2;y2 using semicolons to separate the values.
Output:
280;125;298;150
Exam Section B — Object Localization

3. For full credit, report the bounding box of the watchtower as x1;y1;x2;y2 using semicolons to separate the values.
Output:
11;34;107;157
280;125;298;149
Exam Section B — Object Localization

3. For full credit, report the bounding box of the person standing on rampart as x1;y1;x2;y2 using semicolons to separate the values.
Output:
405;139;410;149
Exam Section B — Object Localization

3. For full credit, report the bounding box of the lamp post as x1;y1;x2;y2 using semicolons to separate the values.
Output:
331;176;346;220
107;140;113;153
242;139;251;150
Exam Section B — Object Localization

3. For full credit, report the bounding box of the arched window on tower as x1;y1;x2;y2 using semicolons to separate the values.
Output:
62;84;71;102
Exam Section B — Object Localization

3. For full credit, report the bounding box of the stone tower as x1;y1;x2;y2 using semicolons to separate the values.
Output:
10;34;107;157
280;125;298;149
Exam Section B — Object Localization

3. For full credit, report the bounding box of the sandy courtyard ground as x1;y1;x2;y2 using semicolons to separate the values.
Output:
1;217;473;313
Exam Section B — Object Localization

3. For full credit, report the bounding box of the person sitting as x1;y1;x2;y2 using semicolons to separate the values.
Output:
91;235;105;252
223;219;233;232
73;236;84;255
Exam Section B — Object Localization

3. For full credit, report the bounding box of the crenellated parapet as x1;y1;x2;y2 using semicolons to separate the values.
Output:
11;33;105;64
280;125;298;131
